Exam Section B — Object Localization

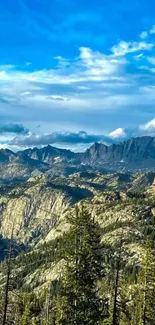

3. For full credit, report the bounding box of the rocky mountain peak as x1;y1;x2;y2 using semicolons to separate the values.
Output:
0;136;155;180
81;136;155;170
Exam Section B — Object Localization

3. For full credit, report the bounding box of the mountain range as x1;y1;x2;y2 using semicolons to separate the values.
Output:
0;136;155;180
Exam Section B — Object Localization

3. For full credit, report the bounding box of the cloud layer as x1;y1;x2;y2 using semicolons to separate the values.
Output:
11;131;110;147
7;118;155;150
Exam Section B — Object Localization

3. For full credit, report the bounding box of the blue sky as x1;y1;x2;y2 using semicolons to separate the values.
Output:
0;0;155;150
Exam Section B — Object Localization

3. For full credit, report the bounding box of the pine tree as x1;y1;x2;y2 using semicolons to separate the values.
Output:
56;207;105;325
2;226;14;325
131;238;155;325
111;239;124;325
20;296;31;325
40;281;58;325
102;225;132;325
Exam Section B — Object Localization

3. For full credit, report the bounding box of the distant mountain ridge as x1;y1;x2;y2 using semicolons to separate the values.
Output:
81;136;155;169
0;136;155;179
21;144;76;163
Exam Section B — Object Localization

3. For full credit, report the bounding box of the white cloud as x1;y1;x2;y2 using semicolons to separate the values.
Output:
79;47;92;61
0;46;128;118
109;128;126;139
111;41;154;56
79;47;127;78
140;118;155;132
0;48;125;87
109;119;155;142
54;56;70;69
140;31;148;39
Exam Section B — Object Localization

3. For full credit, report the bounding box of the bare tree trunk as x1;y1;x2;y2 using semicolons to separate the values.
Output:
2;227;14;325
112;239;123;325
142;267;147;325
46;283;51;325
112;259;120;325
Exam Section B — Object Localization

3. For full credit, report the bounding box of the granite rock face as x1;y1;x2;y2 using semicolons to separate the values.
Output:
81;136;155;169
0;174;95;245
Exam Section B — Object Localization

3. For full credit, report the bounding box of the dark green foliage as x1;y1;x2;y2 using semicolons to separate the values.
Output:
56;208;105;325
132;238;155;325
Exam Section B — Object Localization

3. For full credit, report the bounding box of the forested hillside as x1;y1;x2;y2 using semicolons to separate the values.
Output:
0;171;155;324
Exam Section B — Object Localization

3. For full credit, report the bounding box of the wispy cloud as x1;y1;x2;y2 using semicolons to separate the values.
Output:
111;40;154;56
0;47;125;87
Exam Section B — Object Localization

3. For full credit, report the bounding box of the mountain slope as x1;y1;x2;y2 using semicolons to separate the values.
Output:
0;174;94;245
0;171;155;295
0;171;154;246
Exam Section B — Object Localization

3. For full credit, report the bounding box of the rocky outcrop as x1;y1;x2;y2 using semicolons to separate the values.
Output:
0;175;94;245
